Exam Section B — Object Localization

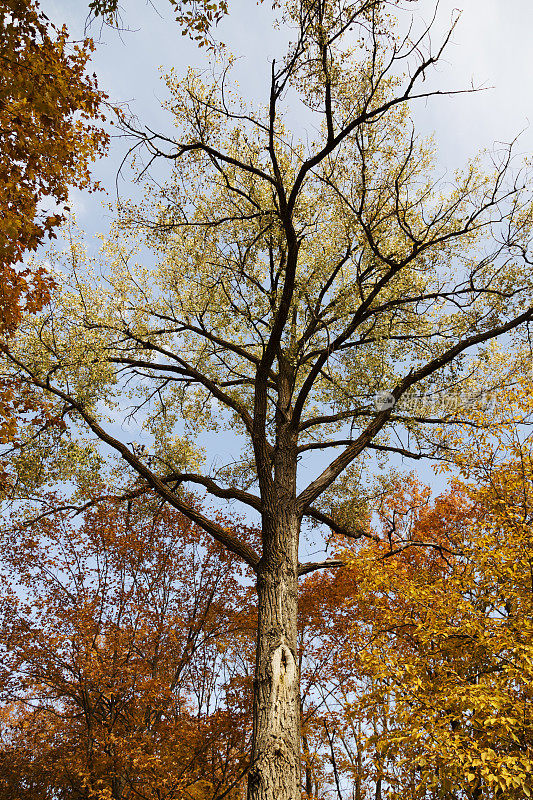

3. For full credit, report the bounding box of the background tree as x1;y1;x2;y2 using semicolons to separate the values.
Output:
0;493;253;799
0;480;386;799
0;0;108;272
4;1;533;798
0;482;421;800
0;0;107;295
3;454;532;798
334;369;533;799
337;469;533;799
0;0;107;478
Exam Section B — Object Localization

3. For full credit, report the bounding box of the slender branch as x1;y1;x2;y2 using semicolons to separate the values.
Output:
107;331;256;438
163;471;261;511
287;18;467;216
120;114;277;187
298;440;427;459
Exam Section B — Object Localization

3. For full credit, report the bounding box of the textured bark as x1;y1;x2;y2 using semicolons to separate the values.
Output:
247;512;301;800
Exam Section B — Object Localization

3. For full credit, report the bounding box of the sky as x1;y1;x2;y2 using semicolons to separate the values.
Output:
33;0;533;538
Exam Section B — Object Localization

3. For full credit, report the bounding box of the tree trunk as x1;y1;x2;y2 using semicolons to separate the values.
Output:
247;512;300;800
354;739;362;800
302;730;314;799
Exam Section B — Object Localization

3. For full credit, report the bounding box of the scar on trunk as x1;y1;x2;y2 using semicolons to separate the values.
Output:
271;643;296;689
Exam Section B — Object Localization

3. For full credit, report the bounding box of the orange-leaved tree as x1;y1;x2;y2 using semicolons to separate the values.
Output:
0;493;253;799
0;478;408;800
0;0;107;275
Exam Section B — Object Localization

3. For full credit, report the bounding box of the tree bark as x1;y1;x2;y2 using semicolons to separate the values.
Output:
247;512;300;800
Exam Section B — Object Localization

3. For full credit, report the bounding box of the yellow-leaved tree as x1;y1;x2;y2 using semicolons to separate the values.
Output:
334;366;533;799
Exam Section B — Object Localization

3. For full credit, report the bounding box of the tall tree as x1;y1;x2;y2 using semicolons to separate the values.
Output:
4;2;533;798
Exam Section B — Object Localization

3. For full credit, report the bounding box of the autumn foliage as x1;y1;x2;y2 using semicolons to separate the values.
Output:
1;456;533;799
0;495;254;799
2;1;533;798
320;469;533;798
87;0;229;47
0;0;107;275
0;0;107;476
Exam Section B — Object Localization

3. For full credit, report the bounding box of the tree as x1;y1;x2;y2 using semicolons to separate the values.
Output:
0;0;107;287
0;0;108;272
0;483;416;800
339;462;533;799
0;485;380;800
294;368;533;799
0;493;254;799
0;0;107;469
331;364;533;799
4;1;533;798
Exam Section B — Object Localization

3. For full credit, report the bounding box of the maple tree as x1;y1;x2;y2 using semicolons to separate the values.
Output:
4;1;533;798
0;486;404;799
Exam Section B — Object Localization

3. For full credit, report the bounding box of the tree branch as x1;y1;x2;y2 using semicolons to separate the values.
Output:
297;305;533;511
1;351;261;571
298;559;345;577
